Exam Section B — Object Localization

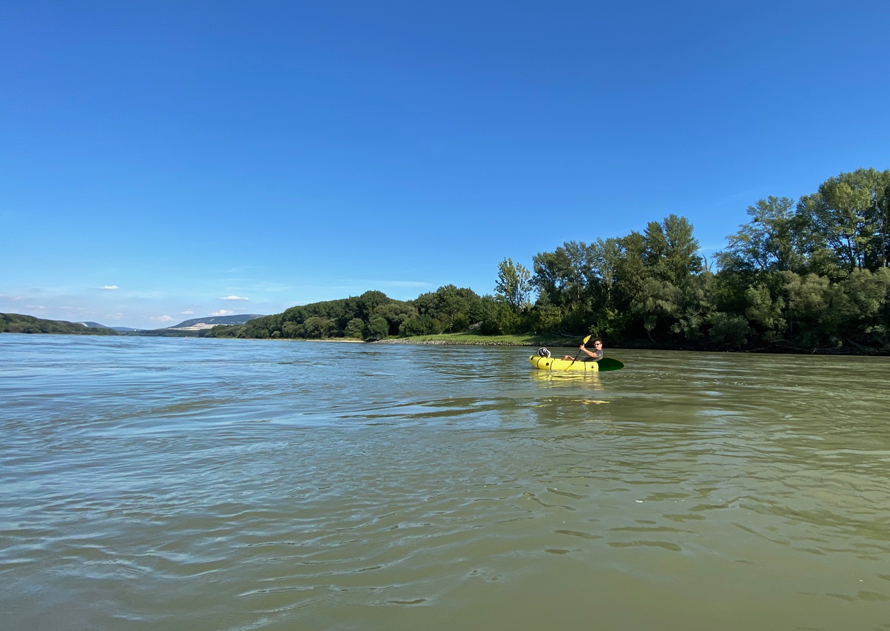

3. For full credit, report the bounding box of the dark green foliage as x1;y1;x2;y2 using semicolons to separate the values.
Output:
344;318;365;339
478;295;524;335
708;312;751;349
399;314;442;336
431;285;470;333
205;286;485;342
207;324;244;338
526;304;564;335
408;285;483;335
670;273;719;343
839;268;890;345
354;291;390;321
362;316;390;341
744;281;787;343
303;316;334;339
372;301;417;336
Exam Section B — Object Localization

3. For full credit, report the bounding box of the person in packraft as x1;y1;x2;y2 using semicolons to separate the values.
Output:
562;339;604;362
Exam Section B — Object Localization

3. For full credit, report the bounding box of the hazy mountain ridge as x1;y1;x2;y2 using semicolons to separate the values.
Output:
168;314;265;330
79;321;112;329
1;313;265;335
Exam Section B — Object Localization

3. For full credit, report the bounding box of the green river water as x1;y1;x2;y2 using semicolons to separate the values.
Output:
1;335;889;630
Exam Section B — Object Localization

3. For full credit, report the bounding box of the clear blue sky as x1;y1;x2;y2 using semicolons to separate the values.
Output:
2;1;888;328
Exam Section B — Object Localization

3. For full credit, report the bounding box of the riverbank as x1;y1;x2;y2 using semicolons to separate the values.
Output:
376;332;568;346
375;332;890;355
6;328;886;355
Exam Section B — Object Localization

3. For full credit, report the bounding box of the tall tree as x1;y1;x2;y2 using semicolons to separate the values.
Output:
354;290;390;320
718;197;803;273
643;214;702;285
495;258;532;312
372;301;417;336
612;230;647;317
797;169;890;273
433;285;470;332
588;237;621;305
531;241;594;308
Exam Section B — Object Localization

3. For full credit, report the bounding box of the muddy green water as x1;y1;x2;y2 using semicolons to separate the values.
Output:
2;335;889;630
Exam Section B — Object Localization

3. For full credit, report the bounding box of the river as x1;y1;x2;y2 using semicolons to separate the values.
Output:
2;334;889;630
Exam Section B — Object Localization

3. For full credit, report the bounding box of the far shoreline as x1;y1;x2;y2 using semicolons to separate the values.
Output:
373;336;890;355
3;330;887;355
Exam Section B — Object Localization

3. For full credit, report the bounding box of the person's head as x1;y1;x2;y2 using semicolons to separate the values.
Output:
593;339;603;349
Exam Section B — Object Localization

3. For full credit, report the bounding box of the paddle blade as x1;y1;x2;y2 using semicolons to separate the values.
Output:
598;357;625;371
582;334;591;344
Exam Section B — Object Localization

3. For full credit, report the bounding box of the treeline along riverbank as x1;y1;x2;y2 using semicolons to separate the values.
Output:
0;313;117;336
207;168;890;355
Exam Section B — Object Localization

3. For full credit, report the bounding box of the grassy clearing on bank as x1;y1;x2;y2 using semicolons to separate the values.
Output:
379;331;577;346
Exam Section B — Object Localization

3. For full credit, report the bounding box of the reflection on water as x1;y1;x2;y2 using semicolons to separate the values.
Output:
530;371;608;403
1;335;890;630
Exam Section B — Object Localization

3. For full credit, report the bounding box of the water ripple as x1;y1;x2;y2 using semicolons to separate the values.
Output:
2;337;890;629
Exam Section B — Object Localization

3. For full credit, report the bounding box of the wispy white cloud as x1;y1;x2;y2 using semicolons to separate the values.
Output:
98;285;119;290
211;309;236;316
220;295;249;301
105;312;123;320
149;315;175;323
180;309;194;315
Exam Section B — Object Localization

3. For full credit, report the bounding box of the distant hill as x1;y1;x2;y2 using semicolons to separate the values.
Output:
167;314;264;331
0;312;265;337
1;313;118;335
79;321;114;329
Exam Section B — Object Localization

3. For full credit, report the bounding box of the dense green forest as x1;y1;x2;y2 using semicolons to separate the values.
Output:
0;313;117;335
209;168;890;354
